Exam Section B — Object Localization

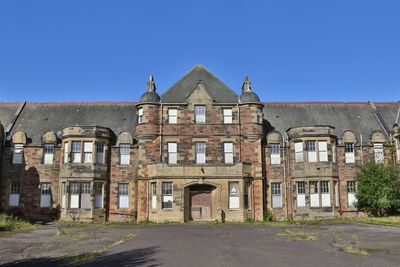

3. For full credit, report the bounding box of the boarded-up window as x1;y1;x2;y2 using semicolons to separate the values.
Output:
64;142;69;163
151;182;157;209
196;143;206;164
195;105;206;123
297;182;306;207
120;144;131;165
229;182;240;209
374;143;384;164
43;144;54;165
345;143;355;164
306;141;317;162
83;142;93;163
168;108;177;124
294;142;303;163
40;182;51;208
310;181;319;207
318;141;328;162
347;181;357;207
118;183;129;209
271;182;282;208
321;181;331;207
9;181;20;207
224;142;234;164
162;182;173;209
12;144;23;164
270;144;281;165
223;108;233;124
69;182;80;209
168;143;177;164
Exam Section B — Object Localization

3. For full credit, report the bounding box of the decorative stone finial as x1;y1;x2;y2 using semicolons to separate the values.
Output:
147;75;156;92
242;76;251;92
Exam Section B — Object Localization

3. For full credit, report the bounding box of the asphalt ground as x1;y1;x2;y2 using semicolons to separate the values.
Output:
1;222;400;267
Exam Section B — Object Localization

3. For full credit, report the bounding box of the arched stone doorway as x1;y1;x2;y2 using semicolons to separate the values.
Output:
185;184;216;222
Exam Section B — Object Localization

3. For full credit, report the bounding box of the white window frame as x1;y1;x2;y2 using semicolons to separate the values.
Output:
270;144;281;165
40;182;51;208
71;141;82;163
195;105;206;124
94;182;104;208
396;137;400;163
69;182;80;209
318;141;328;162
294;142;304;163
168;142;178;164
297;182;306;207
168;108;178;124
223;108;233;124
271;182;282;208
151;182;157;209
118;183;129;209
43;144;54;165
320;181;331;207
347;181;357;207
306;141;317;162
162;182;173;209
120;144;131;165
345;143;355;164
12;144;23;164
83;142;93;163
80;182;91;209
137;107;144;123
195;142;206;164
9;181;20;207
224;142;234;164
229;182;240;209
310;181;319;208
64;142;69;164
374;143;384;164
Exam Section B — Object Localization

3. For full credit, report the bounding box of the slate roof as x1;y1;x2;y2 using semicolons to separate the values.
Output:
161;64;238;103
0;102;21;130
263;102;400;144
374;102;400;129
6;102;137;145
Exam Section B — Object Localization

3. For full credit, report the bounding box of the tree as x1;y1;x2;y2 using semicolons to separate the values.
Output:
355;163;400;217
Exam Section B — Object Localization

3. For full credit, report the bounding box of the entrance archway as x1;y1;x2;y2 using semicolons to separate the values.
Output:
186;184;216;222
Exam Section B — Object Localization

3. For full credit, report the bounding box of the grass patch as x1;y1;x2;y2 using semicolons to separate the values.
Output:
331;243;385;256
359;216;400;227
276;229;319;241
0;213;37;233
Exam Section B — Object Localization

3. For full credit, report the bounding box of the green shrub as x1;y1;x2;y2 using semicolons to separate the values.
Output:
356;163;400;217
0;213;33;232
263;211;273;222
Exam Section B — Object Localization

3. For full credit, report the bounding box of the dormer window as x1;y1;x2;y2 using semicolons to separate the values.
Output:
12;144;23;164
270;144;281;165
168;108;178;124
195;105;206;123
345;143;355;164
373;143;384;164
43;144;55;165
223;108;233;124
137;107;144;123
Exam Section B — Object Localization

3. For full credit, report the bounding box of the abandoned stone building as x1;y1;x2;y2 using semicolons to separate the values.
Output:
0;64;399;222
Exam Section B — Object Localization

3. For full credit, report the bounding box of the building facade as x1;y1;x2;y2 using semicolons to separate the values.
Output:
0;65;399;222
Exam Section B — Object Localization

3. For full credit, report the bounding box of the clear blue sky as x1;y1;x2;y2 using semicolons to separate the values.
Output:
0;0;399;102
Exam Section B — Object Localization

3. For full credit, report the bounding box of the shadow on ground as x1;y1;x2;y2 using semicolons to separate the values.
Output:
4;246;159;267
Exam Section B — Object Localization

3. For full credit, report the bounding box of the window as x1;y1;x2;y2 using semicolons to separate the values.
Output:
224;142;234;164
80;182;91;209
168;108;177;124
162;182;173;209
96;143;105;164
151;182;157;209
374;143;384;164
12;144;23;164
71;141;81;163
61;182;66;208
118;183;129;208
297;182;306;207
271;183;282;208
223;108;233;124
94;183;103;208
306;141;317;162
168;143;177;164
83;142;93;163
345;143;355;164
137;107;144;123
396;137;400;162
294;142;304;163
257;107;263;123
318;141;328;162
69;182;80;209
40;182;51;208
64;142;69;163
270;144;281;165
347;181;357;207
9;181;20;207
120;144;131;165
43;144;54;165
320;181;331;207
309;181;319;207
229;182;240;209
195;142;206;164
244;181;252;210
195;105;206;123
